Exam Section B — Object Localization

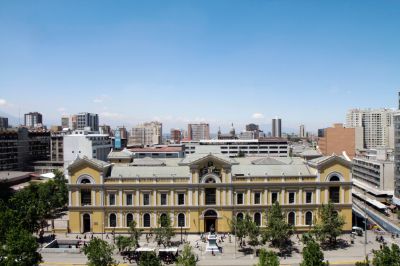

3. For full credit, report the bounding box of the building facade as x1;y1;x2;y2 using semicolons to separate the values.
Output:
0;117;8;129
182;138;289;157
272;118;282;138
188;123;210;141
393;112;400;198
67;153;352;234
170;129;182;144
318;123;363;159
129;122;162;147
24;112;43;128
63;130;112;167
77;113;99;132
299;125;306;138
0;128;50;171
346;108;394;149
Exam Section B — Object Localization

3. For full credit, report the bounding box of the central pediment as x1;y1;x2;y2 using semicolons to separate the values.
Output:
178;152;239;167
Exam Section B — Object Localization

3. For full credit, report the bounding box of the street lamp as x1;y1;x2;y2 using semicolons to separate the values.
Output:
364;190;367;263
233;190;237;259
180;225;183;244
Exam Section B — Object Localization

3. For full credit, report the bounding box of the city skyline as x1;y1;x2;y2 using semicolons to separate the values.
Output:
1;1;400;132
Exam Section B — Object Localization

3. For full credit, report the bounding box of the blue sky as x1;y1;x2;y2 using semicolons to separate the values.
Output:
0;1;399;133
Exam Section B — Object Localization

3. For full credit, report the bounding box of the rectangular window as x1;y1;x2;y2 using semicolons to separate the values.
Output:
306;192;312;203
81;189;91;206
271;192;278;203
237;193;244;205
126;193;133;205
161;193;167;206
178;193;185;205
288;192;295;204
205;188;216;205
254;192;261;204
109;194;116;206
329;187;340;203
143;193;150;206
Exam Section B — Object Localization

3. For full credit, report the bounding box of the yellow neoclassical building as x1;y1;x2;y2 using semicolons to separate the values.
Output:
67;152;353;234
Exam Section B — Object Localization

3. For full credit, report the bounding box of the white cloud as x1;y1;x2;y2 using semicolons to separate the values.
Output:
57;107;66;112
0;99;7;106
93;94;109;104
252;113;264;119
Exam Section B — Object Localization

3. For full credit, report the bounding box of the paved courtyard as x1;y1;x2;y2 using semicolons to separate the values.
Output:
40;230;400;266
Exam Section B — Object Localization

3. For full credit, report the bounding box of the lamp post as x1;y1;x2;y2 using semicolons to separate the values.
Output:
180;225;183;244
233;190;237;259
364;190;367;263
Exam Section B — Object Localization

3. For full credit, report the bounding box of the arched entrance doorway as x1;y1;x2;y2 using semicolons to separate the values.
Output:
203;210;218;233
83;213;91;233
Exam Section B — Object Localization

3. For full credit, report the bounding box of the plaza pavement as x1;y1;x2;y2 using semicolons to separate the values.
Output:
40;230;400;266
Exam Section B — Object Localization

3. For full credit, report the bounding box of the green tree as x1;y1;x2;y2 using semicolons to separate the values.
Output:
1;227;42;266
261;202;293;249
246;215;260;249
254;249;279;266
229;216;247;245
115;235;131;252
176;244;197;266
301;240;328;266
313;201;345;245
138;251;162;266
128;220;142;248
82;237;116;266
372;243;400;266
154;214;175;247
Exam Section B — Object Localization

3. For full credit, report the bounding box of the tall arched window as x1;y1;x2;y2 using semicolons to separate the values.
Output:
109;213;117;227
254;213;261;226
126;213;133;227
237;213;244;221
305;211;313;226
178;213;185;227
160;213;168;227
143;213;151;227
288;212;295;225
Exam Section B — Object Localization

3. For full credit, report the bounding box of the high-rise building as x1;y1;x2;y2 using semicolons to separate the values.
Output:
346;108;394;149
24;112;43;128
0;128;50;171
170;128;182;144
245;123;261;139
299;125;306;138
129;121;162;146
246;123;259;132
393;112;400;198
318;123;363;159
0;117;8;129
272;117;282;138
61;116;69;129
77;112;99;132
188;123;210;141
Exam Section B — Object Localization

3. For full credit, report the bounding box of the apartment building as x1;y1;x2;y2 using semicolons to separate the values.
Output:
129;122;162;146
77;113;99;132
188;123;210;141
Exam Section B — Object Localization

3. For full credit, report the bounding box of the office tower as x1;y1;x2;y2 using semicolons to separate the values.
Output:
272;117;282;138
299;125;305;138
77;112;99;132
318;123;363;159
346;108;394;149
129;121;162;146
0;117;8;129
393;112;400;198
61;116;69;129
188;123;210;141
170;128;182;144
24;112;43;128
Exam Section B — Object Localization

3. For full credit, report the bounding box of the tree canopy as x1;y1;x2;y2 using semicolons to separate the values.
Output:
254;249;279;266
301;240;328;266
176;244;197;266
82;238;116;266
138;251;162;266
154;214;175;247
372;243;400;266
313;201;345;245
261;202;293;249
